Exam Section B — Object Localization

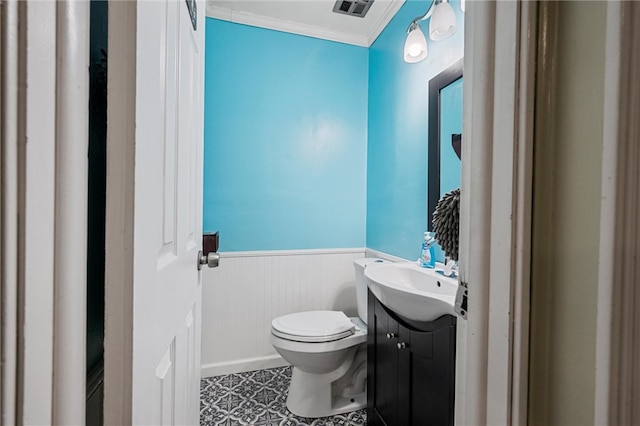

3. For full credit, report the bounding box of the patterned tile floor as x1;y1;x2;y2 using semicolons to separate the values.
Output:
200;366;367;425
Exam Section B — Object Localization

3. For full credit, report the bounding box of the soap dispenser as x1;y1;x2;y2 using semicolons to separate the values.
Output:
420;232;436;268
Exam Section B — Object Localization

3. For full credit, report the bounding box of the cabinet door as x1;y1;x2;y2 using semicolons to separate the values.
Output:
368;294;399;426
399;324;456;425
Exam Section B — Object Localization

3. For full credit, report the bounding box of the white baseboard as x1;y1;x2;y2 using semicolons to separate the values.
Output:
201;355;290;378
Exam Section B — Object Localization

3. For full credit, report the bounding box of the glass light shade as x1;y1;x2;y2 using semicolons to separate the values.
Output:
403;26;428;63
429;1;457;41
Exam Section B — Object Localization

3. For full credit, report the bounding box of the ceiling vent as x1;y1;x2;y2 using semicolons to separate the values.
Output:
332;0;374;18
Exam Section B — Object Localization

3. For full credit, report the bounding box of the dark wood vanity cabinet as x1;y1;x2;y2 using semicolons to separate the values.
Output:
367;290;456;426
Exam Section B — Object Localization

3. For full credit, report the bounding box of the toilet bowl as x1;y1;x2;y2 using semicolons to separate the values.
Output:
269;257;389;418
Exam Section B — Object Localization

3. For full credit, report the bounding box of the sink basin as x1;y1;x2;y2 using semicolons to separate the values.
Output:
364;262;458;322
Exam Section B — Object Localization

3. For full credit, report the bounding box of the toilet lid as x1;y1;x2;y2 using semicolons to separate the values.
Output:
271;311;355;343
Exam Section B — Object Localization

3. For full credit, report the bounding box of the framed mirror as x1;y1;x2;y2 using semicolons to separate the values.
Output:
427;58;463;231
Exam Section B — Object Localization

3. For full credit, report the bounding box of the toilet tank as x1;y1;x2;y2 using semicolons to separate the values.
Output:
353;258;390;324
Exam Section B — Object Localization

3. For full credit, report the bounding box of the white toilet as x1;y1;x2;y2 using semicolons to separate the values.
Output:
270;257;389;418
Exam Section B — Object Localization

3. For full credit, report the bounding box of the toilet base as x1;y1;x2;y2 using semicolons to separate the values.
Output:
286;345;367;418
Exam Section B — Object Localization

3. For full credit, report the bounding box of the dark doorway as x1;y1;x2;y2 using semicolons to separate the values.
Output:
87;1;108;424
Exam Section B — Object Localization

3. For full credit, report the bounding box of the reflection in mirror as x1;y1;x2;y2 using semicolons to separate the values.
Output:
439;78;463;197
428;59;463;234
451;134;462;160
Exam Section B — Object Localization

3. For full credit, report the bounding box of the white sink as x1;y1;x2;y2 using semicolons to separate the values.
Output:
364;262;458;322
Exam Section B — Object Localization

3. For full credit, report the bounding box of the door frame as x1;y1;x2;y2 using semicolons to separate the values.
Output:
594;1;640;424
1;1;89;424
460;1;640;424
102;1;136;423
456;1;537;424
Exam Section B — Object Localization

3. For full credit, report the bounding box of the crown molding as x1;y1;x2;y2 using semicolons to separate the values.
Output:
366;0;405;45
206;0;405;47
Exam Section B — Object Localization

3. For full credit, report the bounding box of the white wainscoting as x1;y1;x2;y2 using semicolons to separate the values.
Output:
200;248;367;377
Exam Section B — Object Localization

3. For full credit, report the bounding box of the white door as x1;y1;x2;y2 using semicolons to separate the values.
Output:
105;0;206;424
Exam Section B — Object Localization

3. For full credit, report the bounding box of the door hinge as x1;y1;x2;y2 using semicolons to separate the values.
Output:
455;281;468;320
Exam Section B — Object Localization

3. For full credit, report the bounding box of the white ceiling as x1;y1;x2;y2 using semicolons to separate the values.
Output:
205;0;406;47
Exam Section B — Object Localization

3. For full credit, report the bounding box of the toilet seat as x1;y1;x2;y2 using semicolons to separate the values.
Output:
271;311;355;343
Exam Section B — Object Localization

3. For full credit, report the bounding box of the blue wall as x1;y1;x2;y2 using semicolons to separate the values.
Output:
204;19;369;251
367;0;464;261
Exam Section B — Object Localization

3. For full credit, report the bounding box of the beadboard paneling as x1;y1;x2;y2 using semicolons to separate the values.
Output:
200;249;366;377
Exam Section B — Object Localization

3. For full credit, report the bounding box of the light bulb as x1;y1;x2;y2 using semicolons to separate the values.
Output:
403;26;428;63
429;1;457;41
409;46;421;57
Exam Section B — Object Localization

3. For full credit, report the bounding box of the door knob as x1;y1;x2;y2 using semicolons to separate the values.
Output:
386;333;397;339
397;342;407;349
198;232;220;270
198;251;219;270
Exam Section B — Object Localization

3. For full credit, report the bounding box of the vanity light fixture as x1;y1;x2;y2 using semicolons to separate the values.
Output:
403;0;459;63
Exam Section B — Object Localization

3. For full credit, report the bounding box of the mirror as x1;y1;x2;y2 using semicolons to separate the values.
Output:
427;59;463;231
